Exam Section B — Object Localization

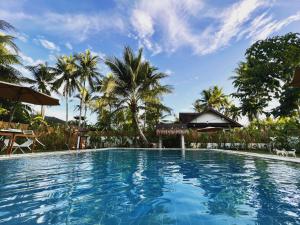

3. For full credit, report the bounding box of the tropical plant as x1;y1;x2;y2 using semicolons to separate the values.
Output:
232;33;300;119
26;63;56;118
53;55;79;126
193;86;230;112
75;50;100;128
105;47;172;146
0;20;23;83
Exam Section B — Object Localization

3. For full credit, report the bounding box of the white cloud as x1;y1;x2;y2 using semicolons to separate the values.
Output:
203;0;268;54
41;12;125;42
19;51;44;65
15;32;29;42
1;0;300;56
65;42;73;50
38;39;60;51
90;50;106;60
128;0;300;55
165;69;173;75
130;0;205;54
248;11;300;41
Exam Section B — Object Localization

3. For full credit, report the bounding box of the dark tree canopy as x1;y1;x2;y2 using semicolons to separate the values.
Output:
232;33;300;120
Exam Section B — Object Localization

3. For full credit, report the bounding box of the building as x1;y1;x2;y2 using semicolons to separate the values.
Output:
156;107;243;149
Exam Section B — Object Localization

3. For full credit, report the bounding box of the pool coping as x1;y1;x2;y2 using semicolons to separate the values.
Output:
0;147;299;163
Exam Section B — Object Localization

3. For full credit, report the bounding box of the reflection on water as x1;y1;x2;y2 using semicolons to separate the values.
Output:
0;150;299;225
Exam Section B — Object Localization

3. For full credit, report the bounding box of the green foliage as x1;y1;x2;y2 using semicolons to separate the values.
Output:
232;33;300;120
103;46;172;145
37;126;68;151
29;115;48;131
193;86;230;112
186;116;300;151
0;107;8;116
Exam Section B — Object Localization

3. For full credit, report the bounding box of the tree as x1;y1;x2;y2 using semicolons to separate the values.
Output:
193;86;230;112
26;63;56;118
0;20;23;83
75;50;100;129
74;87;93;128
105;47;172;146
53;55;79;126
232;33;300;119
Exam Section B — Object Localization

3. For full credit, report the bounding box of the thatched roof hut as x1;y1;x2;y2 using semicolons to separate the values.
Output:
156;123;188;136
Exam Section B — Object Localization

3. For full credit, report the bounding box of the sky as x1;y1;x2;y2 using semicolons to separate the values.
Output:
1;0;300;124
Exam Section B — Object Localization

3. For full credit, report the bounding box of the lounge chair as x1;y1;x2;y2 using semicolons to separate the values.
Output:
1;139;20;153
13;139;34;153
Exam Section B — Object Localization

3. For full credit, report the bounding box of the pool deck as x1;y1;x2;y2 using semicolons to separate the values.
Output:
0;147;299;163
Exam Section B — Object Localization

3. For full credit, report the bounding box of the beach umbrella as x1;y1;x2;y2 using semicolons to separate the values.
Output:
290;67;300;87
0;81;59;121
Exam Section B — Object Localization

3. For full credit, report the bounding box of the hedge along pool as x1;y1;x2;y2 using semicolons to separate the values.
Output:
0;149;299;225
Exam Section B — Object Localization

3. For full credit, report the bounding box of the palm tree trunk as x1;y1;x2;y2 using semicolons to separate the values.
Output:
78;97;83;129
83;105;87;129
41;105;45;119
132;110;149;146
78;81;85;130
66;94;69;126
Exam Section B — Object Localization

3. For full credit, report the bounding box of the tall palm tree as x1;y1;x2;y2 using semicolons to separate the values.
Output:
193;86;230;112
74;87;93;128
91;74;120;131
26;63;56;118
105;47;172;146
0;20;23;83
53;55;79;126
75;50;100;129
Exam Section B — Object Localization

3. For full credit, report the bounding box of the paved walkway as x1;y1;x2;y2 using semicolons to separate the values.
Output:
0;148;299;163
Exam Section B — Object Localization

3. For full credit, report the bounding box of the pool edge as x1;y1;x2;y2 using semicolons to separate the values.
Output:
0;147;299;164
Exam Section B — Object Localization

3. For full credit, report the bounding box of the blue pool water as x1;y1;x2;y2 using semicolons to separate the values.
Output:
0;149;299;225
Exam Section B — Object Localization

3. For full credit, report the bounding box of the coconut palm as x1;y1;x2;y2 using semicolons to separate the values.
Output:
193;86;230;112
105;47;172;145
91;74;119;131
75;50;100;128
0;20;23;83
74;87;93;128
53;55;79;126
26;63;56;118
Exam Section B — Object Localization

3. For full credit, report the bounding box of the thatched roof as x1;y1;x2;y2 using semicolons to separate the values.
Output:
156;123;188;136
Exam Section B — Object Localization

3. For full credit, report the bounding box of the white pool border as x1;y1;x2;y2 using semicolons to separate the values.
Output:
0;147;299;164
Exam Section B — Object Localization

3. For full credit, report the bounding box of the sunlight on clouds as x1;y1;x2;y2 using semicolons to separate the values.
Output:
129;0;300;55
204;0;268;54
38;39;60;51
251;11;300;41
1;0;299;56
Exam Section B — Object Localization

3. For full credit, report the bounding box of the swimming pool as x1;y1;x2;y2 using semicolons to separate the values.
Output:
0;149;299;225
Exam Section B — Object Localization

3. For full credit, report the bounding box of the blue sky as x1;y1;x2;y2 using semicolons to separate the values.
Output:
1;0;300;124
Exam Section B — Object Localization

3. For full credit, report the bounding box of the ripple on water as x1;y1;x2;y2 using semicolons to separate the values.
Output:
0;150;299;225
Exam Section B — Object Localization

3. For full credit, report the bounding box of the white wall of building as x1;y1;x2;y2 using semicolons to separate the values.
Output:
190;112;229;124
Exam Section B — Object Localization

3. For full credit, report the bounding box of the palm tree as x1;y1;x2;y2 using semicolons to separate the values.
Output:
193;86;230;112
53;55;79;126
224;104;241;121
75;50;100;129
0;20;23;83
26;63;56;118
105;47;172;146
74;87;93;128
91;74;120;131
